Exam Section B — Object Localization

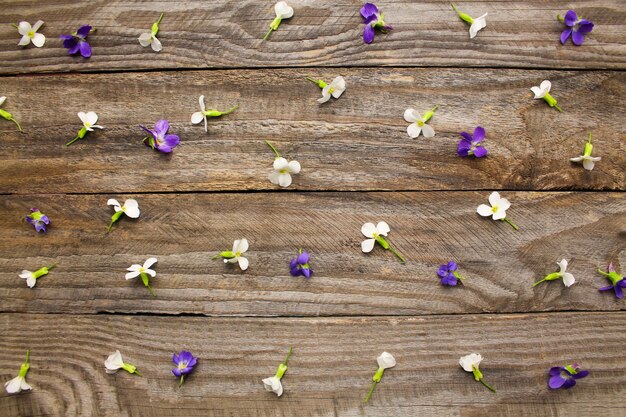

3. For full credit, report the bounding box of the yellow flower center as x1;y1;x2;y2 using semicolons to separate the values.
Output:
85;122;92;128
417;120;425;127
329;88;335;94
491;205;499;213
178;361;187;370
28;30;35;37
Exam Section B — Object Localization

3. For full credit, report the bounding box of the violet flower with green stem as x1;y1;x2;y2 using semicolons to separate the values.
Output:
140;119;180;153
25;208;49;233
438;261;464;286
60;25;94;58
558;11;593;46
0;96;23;132
457;126;487;158
172;351;197;386
361;3;392;44
598;262;625;299
549;364;588;389
290;249;312;278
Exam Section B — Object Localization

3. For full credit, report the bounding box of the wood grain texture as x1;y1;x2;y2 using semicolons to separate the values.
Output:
0;192;623;316
0;0;625;74
0;68;624;194
0;312;625;417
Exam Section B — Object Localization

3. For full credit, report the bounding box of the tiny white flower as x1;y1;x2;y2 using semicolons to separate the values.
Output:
0;96;23;132
533;259;575;288
361;221;390;253
263;2;294;41
530;80;551;99
469;14;488;39
78;111;103;132
570;133;601;171
138;13;164;52
403;105;438;138
105;350;140;375
126;257;157;280
191;95;238;132
17;20;45;47
269;157;301;188
459;353;482;373
5;350;32;394
225;239;249;271
18;270;36;288
476;192;510;221
318;76;346;103
107;198;140;218
262;375;283;396
377;352;396;370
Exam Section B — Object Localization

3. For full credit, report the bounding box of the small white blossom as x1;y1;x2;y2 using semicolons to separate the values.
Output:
377;352;396;370
225;239;249;271
5;351;32;394
262;375;283;396
570;134;601;171
469;14;488;38
126;258;157;280
269;157;301;188
557;259;576;287
105;350;140;375
274;2;294;20
78;111;103;132
17;20;45;47
530;80;552;99
403;106;437;138
361;221;390;253
138;13;163;52
107;198;140;219
459;353;482;373
18;270;37;288
191;95;238;132
476;192;510;221
318;76;346;103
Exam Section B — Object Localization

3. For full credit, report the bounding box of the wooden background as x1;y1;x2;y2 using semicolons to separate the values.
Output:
0;1;624;416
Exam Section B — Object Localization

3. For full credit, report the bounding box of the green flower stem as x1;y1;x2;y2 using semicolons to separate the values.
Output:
583;133;593;156
388;245;406;263
282;346;293;366
156;12;165;26
422;105;439;123
262;17;282;41
306;77;327;89
532;272;561;287
65;135;81;146
543;93;563;112
121;362;141;376
452;270;464;282
140;272;156;297
364;380;378;402
265;140;281;158
107;210;124;233
18;350;31;378
11;23;19;29
480;378;496;393
220;104;238;115
451;3;474;24
501;217;519;231
179;375;184;386
556;14;564;22
11;118;23;132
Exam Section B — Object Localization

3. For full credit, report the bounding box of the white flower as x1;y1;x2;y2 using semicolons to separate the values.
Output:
17;20;45;47
318;76;346;103
4;375;32;394
556;259;576;287
570;134;600;171
274;1;294;20
459;353;482;373
225;239;249;270
476;192;510;221
269;157;301;188
78;111;103;132
404;108;435;138
191;95;210;132
361;221;390;253
138;13;163;52
0;96;5;106
104;350;125;374
262;376;283;396
469;13;488;39
530;80;551;99
107;198;140;219
18;270;37;288
377;352;396;370
126;257;157;280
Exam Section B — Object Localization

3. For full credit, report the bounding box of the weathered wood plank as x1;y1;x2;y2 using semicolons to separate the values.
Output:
0;0;625;74
0;312;624;417
0;192;623;316
0;68;624;193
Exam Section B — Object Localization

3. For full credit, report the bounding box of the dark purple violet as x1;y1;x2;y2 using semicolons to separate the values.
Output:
437;261;464;286
598;262;625;299
172;350;197;386
548;364;589;389
558;10;594;46
290;249;312;278
360;3;392;44
60;25;93;58
140;119;180;153
25;208;49;233
457;126;487;158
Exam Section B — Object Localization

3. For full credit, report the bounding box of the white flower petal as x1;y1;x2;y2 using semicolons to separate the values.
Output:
31;33;45;47
263;376;283;396
498;198;511;212
19;270;33;279
17;21;31;36
107;199;121;209
191;112;205;125
32;20;45;32
123;199;140;218
557;259;568;274
361;238;376;253
273;157;289;171
492;207;507;220
539;80;551;93
287;160;301;174
26;276;36;288
236;238;249;254
317;90;331;104
530;86;545;99
19;379;32;391
5;376;24;394
85;112;99;126
143;268;157;278
143;257;158;270
268;170;281;185
198;95;206;112
476;204;493;217
104;350;124;371
274;1;294;19
407;123;422;138
278;172;292;187
403;108;419;123
0;96;6;106
421;123;435;138
569;156;584;162
361;222;376;238
488;192;501;207
582;158;595;171
469;14;487;38
138;32;152;47
125;270;141;280
18;35;31;46
377;352;396;369
330;76;346;96
151;36;162;52
459;353;482;372
238;256;249;271
77;111;88;125
562;272;575;287
376;221;390;236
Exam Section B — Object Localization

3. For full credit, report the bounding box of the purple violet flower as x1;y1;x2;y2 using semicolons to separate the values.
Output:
360;3;392;44
457;126;488;158
25;208;49;233
558;10;594;46
140;119;180;153
548;364;589;389
60;25;93;58
290;249;312;278
437;261;464;286
598;262;625;299
172;350;197;386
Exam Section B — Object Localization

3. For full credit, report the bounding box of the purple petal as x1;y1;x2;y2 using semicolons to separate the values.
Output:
156;144;173;153
473;146;488;158
40;215;50;224
447;261;457;271
63;37;80;54
302;268;311;278
562;378;576;389
172;368;182;377
572;30;585;46
614;285;623;299
290;268;301;277
140;125;156;138
549;374;566;389
180;367;193;375
179;351;192;362
381;25;393;31
459;131;473;142
577;20;594;34
79;40;92;58
360;3;379;19
573;370;589;379
617;279;626;288
437;266;448;278
457;140;471;156
363;24;375;44
472;126;486;142
290;259;298;269
364;14;378;25
563;10;577;27
35;223;46;233
187;357;198;368
560;28;572;45
26;217;35;226
297;251;309;264
549;367;563;376
59;34;74;40
172;353;180;365
76;25;92;39
163;134;180;147
154;119;170;135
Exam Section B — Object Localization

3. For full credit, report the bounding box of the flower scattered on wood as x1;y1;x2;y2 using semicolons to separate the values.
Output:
263;2;293;41
530;80;563;112
66;112;103;146
598;262;625;299
459;353;496;392
532;259;575;288
451;4;487;39
570;133;601;171
191;95;238;132
138;13;164;52
476;192;519;230
140;119;180;153
549;364;588;389
306;76;346;103
361;221;406;263
364;351;396;402
262;346;293;397
438;261;464;286
60;25;94;58
25;208;50;233
290;249;312;278
266;141;301;188
14;20;45;47
107;198;140;232
558;11;593;46
19;265;55;288
404;105;438;138
457;126;487;157
0;96;23;132
361;3;392;44
126;257;158;296
172;351;198;386
214;239;249;271
4;350;32;394
105;350;141;376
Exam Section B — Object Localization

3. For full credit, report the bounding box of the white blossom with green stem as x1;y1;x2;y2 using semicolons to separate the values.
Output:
570;133;601;171
191;95;238;132
0;96;23;132
138;12;164;52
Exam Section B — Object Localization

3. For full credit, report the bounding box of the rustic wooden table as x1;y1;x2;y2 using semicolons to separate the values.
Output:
1;1;625;416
